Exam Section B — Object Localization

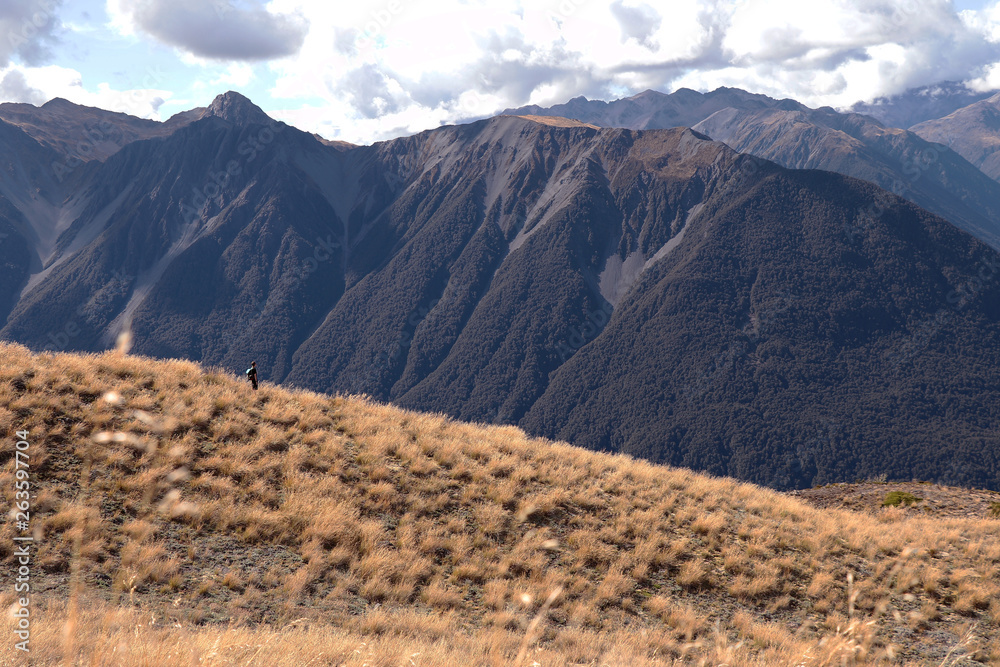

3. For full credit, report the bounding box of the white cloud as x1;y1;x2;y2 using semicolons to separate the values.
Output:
24;0;1000;144
0;0;64;67
105;0;307;61
265;0;671;142
0;69;45;104
609;1;663;50
257;0;1000;144
212;63;255;88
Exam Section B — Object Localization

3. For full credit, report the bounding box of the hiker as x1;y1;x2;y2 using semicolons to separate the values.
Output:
246;361;258;391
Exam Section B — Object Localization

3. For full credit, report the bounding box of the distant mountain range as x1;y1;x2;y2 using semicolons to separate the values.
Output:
504;87;807;132
911;91;1000;181
505;87;1000;251
2;90;1000;490
848;81;996;129
0;97;201;163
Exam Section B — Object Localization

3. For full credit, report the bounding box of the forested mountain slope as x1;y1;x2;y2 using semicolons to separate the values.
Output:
2;93;1000;490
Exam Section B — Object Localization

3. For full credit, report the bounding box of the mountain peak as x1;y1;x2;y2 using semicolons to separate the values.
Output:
202;91;272;126
40;97;79;110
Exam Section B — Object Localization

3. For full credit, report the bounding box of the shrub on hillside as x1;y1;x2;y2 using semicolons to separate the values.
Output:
882;491;922;507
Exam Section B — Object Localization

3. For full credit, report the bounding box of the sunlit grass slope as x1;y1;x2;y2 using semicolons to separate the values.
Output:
1;342;998;665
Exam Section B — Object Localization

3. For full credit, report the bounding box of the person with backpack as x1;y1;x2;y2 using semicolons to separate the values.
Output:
246;361;258;390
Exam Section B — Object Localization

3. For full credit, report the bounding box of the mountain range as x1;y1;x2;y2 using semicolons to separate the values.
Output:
2;89;1000;490
911;91;1000;182
848;80;997;129
505;87;1000;251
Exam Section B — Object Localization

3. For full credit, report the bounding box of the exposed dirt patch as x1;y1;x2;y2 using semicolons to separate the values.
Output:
788;481;1000;520
514;114;600;129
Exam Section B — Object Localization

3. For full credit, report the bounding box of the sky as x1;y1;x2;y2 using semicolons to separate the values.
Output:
2;0;1000;144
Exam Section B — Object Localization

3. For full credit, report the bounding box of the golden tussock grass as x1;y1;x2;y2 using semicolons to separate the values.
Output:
0;342;999;665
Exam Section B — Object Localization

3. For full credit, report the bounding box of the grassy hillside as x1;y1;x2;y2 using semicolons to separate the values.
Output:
1;342;999;665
